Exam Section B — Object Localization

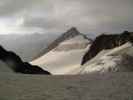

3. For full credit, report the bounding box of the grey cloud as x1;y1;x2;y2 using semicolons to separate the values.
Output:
23;17;68;33
0;0;49;16
0;0;30;16
0;0;133;34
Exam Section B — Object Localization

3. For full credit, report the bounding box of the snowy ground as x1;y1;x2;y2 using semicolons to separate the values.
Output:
31;48;89;75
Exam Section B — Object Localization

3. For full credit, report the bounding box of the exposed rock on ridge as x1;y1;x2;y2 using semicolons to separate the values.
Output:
81;31;133;65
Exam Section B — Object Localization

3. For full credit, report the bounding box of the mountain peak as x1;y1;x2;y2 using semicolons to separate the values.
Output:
66;27;80;36
34;27;90;57
67;27;79;32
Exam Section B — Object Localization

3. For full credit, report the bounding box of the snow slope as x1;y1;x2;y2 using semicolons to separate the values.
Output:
31;34;91;75
31;41;133;75
77;42;133;74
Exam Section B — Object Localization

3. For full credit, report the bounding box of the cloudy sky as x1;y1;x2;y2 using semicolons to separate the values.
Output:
0;0;133;34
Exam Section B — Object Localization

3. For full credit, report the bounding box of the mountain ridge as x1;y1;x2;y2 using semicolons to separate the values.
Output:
81;31;133;65
34;27;92;60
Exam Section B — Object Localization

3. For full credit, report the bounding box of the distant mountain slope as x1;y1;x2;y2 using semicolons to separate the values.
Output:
0;33;59;62
81;31;133;65
0;45;51;75
31;27;92;75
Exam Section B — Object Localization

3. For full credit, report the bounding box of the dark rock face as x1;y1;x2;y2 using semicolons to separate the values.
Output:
81;31;133;65
0;46;51;75
19;62;51;74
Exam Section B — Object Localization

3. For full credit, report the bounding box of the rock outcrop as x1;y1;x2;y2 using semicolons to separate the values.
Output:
81;31;133;65
0;45;51;75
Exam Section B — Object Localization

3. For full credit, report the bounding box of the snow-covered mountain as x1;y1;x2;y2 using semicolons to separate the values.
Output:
71;42;133;74
72;31;133;74
31;27;92;75
2;29;133;75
